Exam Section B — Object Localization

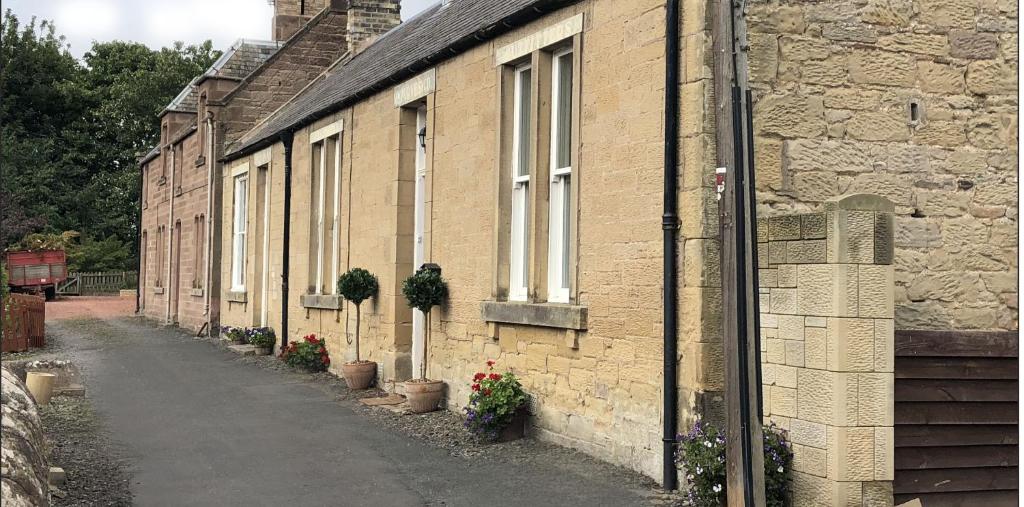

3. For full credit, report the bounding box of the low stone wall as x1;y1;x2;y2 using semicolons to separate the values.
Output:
1;366;49;506
759;194;895;506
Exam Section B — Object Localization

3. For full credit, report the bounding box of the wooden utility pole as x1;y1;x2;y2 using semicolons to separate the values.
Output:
712;0;766;504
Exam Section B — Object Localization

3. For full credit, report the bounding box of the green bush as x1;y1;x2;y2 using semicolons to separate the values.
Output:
223;326;246;343
463;360;528;440
676;419;792;506
279;334;330;372
401;267;447;314
337;268;378;306
244;327;276;349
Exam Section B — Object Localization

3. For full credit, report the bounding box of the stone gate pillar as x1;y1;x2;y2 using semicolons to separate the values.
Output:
758;194;895;506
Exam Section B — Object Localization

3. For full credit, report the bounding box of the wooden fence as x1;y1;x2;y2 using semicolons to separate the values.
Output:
57;271;137;296
1;294;45;352
894;329;1019;506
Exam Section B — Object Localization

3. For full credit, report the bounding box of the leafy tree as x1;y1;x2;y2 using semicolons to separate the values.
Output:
0;9;220;272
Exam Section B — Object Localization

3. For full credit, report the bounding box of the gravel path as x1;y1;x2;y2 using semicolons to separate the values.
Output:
41;317;680;506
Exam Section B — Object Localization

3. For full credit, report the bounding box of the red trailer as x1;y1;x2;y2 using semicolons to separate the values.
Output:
5;249;67;300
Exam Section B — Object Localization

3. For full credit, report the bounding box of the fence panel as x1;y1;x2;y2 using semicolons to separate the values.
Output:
894;330;1019;507
1;294;45;352
65;271;138;295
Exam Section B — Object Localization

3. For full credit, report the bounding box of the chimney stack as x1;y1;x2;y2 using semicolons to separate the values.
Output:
272;0;328;41
346;1;401;54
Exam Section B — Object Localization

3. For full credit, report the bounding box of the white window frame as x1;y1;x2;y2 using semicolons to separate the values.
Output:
509;63;532;302
231;172;249;291
309;122;343;296
547;47;573;303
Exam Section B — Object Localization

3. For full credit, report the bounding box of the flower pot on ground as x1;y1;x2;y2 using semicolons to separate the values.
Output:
401;266;448;412
223;326;246;345
463;360;529;441
279;334;331;372
337;268;379;389
245;327;276;355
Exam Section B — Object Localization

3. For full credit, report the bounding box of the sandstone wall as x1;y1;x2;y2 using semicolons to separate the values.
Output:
745;0;1018;331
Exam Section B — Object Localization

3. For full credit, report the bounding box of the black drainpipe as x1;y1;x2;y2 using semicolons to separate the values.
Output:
662;0;681;492
280;131;294;349
135;164;144;314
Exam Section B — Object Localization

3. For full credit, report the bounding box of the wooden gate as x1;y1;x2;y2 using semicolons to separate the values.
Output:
894;330;1019;506
57;271;137;296
1;294;46;352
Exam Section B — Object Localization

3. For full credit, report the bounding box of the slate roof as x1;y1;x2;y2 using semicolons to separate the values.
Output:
162;39;282;115
227;0;577;159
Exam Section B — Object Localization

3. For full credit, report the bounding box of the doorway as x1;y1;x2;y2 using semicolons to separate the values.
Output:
411;105;427;378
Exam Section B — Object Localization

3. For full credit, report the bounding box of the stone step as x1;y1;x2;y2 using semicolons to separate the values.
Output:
227;344;258;356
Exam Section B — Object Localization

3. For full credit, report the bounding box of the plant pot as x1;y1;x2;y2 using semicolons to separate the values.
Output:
253;346;272;356
342;361;377;390
26;372;57;405
405;379;444;413
497;406;529;442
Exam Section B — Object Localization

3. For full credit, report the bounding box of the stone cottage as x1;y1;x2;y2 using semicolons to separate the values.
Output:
139;0;1017;503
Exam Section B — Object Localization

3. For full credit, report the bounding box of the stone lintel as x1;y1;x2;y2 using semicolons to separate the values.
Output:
480;301;588;330
823;193;895;213
226;291;247;303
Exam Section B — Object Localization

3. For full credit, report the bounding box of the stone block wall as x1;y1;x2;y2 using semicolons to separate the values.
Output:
759;194;895;506
745;0;1018;331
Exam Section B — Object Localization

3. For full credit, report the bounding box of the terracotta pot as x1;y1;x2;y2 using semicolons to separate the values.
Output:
497;406;529;442
26;372;56;405
405;379;444;413
342;361;377;390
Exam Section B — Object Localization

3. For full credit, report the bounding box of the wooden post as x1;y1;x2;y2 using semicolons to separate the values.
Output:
712;0;766;504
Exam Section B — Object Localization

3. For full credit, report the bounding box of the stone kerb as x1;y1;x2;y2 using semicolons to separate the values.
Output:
758;194;895;506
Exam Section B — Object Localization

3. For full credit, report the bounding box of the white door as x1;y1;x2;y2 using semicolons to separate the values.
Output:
260;165;271;327
411;106;427;378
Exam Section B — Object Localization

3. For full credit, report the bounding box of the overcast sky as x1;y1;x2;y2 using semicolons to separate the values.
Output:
5;0;436;60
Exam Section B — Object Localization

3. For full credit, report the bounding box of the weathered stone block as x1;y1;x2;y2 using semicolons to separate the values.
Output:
760;268;779;288
793;443;828;477
949;31;1000;59
859;265;894;318
754;94;826;138
798;369;857;426
805;326;827;369
917;0;977;29
771;288;799;314
778;315;805;341
827;426;875;481
769;215;803;241
858;373;894;426
846;112;910;142
790;418;828;449
874;427;894;481
777;265;797;288
827;318;876;372
772;385;798;417
862;481;894;507
873;213;894;265
797;264;858;317
788;240;827;264
768;338;786;364
769;241;787;265
966;60;1016;95
873;319;894;373
802;213;827;239
848;49;915;87
877;33;949;56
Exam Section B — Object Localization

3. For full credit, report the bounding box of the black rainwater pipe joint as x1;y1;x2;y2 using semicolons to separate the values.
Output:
662;0;681;492
280;131;294;349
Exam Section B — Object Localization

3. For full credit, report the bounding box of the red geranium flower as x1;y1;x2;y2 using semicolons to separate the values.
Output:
486;360;495;367
488;373;501;381
473;372;486;382
471;383;480;391
483;388;492;396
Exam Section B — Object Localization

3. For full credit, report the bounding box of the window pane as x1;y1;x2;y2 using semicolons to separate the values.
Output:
561;175;571;289
555;52;572;169
516;68;532;178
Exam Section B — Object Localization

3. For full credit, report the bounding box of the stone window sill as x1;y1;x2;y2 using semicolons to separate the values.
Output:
190;288;204;297
480;301;587;330
154;287;165;295
301;294;343;310
226;291;247;303
194;156;206;167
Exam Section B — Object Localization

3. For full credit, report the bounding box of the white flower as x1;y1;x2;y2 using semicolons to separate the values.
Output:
696;466;703;474
713;484;722;493
777;466;783;473
704;440;713;448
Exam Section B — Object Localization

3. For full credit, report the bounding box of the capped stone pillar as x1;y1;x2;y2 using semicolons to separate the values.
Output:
758;194;895;506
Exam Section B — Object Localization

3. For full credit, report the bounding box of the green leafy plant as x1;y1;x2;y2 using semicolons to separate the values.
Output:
337;267;378;363
676;420;792;506
222;326;246;343
463;360;528;440
244;327;275;349
401;267;448;380
278;334;330;372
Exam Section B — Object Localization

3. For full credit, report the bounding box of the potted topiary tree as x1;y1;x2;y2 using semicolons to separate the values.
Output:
401;265;448;413
337;267;379;389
